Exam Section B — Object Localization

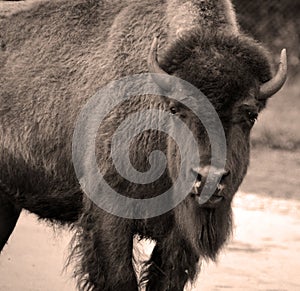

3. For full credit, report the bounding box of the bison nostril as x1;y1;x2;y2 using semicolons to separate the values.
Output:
191;168;203;180
223;170;230;177
220;169;230;183
196;173;202;182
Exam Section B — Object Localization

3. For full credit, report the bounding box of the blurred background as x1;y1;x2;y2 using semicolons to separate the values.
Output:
234;0;299;78
232;0;300;201
0;0;299;290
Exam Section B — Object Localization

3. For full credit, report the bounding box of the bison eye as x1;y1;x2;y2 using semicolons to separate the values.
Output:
170;107;177;115
247;110;258;124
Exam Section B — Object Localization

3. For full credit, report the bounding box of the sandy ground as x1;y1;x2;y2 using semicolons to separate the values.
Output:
1;191;300;291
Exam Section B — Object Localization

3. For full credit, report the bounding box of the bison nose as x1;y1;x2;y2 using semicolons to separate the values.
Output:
192;167;230;182
191;167;230;197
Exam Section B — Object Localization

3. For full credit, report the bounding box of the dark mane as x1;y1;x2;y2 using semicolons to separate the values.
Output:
161;30;273;109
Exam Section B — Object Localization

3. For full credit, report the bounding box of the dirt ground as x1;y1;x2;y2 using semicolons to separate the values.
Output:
0;149;299;291
1;192;300;291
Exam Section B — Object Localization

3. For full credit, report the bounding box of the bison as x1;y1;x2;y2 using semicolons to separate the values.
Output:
0;0;287;290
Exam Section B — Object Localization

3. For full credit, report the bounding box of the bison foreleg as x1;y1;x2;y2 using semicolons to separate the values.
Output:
73;210;138;291
144;230;200;291
0;193;21;252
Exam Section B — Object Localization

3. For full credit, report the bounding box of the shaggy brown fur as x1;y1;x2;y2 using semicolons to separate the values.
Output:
0;0;275;290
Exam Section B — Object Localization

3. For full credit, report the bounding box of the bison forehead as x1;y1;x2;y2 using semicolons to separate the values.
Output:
160;30;272;107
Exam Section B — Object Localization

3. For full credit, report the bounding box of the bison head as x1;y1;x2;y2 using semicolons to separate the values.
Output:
148;33;287;207
143;31;287;257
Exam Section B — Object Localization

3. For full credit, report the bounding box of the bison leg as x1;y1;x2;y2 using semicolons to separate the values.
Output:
75;213;138;291
144;233;199;291
0;194;21;252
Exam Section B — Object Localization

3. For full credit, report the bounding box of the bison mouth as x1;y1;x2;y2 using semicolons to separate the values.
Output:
190;168;228;208
191;182;225;208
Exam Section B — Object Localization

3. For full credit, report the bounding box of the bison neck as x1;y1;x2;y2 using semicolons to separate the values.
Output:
166;0;239;40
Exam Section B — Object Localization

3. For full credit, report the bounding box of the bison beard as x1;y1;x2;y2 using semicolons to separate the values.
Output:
70;197;232;291
144;202;233;291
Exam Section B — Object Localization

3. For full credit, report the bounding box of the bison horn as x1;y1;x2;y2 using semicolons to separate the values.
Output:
148;37;172;91
259;49;288;100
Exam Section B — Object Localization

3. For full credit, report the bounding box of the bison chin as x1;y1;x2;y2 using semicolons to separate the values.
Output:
175;195;233;260
140;196;233;289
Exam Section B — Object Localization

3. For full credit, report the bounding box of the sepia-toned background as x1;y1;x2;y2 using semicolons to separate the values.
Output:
0;0;299;290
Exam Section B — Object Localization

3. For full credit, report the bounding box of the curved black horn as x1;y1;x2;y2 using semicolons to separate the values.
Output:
259;49;288;100
148;37;172;91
